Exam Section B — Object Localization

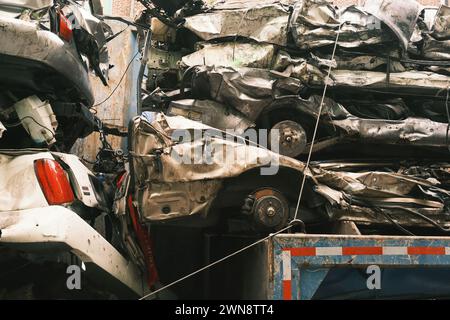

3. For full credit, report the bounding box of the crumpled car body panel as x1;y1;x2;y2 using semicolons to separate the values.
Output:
431;4;450;40
307;68;450;96
290;3;391;50
183;0;296;46
312;161;450;228
129;113;450;229
0;0;52;17
333;117;450;147
0;0;51;9
185;66;450;148
181;42;276;69
190;65;301;120
65;3;113;85
422;34;450;60
129;112;305;222
362;0;422;50
167;99;255;135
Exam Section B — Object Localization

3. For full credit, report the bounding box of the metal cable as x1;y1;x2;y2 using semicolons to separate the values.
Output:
4;116;56;140
293;23;342;221
445;87;450;152
139;222;298;300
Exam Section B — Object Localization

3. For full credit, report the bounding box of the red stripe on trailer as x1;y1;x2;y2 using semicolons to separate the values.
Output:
407;247;445;255
284;246;450;256
283;280;292;300
289;247;316;256
342;247;383;255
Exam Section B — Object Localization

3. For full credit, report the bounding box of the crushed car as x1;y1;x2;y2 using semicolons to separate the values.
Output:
99;0;450;238
139;0;450;159
0;0;157;299
114;112;450;237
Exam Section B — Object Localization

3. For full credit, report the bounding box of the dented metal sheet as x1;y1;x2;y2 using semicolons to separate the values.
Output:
422;34;450;60
0;121;5;138
332;117;450;147
167;99;255;134
130;113;305;184
290;4;391;49
129;112;306;222
431;4;450;40
336;55;404;72
191;66;295;120
139;0;450;233
362;0;422;50
181;42;276;69
0;0;52;10
306;68;450;95
210;0;297;10
128;112;450;230
183;0;295;46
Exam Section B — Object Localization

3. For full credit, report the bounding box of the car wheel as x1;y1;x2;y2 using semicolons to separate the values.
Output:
268;120;308;158
242;188;290;232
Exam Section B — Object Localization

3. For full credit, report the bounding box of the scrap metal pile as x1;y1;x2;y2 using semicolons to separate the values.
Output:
134;0;450;235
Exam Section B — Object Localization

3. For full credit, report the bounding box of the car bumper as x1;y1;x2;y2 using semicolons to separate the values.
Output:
0;206;146;297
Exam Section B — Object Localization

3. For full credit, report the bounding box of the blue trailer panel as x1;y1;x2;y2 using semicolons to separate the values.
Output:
270;234;450;300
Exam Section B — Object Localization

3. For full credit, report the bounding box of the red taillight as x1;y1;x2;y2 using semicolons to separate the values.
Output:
59;14;73;42
34;159;75;205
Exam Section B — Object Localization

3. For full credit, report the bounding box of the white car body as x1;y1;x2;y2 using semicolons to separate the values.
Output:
0;149;148;298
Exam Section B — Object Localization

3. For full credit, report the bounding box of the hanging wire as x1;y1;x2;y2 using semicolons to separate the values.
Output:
293;22;342;221
445;86;450;152
139;222;299;300
91;51;140;109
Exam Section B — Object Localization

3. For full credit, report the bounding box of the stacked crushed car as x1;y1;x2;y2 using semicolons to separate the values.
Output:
132;0;450;235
